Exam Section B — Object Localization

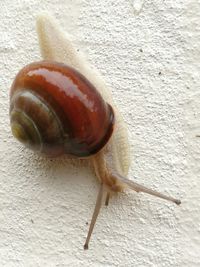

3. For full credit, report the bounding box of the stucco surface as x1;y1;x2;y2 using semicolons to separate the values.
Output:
0;0;199;266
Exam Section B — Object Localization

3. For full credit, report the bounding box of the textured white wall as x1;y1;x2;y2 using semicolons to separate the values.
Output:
0;0;199;266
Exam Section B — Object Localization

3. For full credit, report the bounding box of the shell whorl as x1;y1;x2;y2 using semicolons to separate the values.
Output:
10;61;115;157
10;89;65;156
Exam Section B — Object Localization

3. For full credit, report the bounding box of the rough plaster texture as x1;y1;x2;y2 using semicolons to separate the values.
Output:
0;0;199;266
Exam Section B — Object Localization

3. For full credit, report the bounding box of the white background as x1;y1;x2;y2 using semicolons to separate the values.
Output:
0;0;199;266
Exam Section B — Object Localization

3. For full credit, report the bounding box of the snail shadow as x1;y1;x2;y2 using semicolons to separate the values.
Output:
17;148;97;203
38;152;94;184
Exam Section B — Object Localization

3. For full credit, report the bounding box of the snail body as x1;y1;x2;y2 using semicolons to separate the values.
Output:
9;14;181;250
37;14;130;176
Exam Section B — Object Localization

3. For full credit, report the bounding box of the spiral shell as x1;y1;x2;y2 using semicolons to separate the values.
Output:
10;61;114;157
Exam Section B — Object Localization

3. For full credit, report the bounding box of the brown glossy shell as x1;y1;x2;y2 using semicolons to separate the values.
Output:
10;61;115;157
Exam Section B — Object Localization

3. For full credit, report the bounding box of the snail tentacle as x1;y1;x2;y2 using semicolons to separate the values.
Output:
113;173;181;205
105;192;110;206
84;183;105;250
92;151;181;205
85;150;180;249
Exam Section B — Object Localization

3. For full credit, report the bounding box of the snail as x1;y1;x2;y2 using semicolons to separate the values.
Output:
9;14;181;249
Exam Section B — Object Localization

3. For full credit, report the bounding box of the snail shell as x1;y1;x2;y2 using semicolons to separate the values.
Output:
10;61;114;157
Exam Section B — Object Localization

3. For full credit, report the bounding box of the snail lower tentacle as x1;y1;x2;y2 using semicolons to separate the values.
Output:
91;151;124;192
